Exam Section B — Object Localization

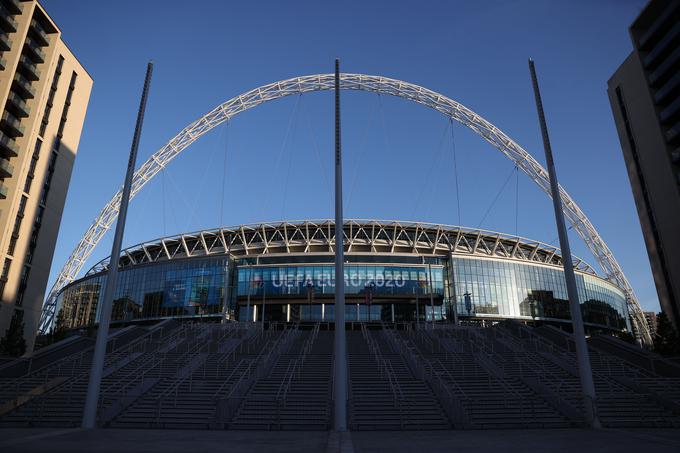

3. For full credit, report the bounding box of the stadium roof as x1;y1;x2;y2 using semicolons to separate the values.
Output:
84;220;597;277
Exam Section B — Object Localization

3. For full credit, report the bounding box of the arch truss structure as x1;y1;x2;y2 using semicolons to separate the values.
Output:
83;220;597;276
38;73;651;344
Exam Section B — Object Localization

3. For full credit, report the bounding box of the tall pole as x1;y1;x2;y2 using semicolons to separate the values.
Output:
528;59;599;428
333;59;347;432
82;61;154;428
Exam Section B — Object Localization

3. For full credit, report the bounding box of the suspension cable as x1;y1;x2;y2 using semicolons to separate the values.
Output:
346;94;378;212
262;94;302;220
414;119;451;220
279;95;302;220
476;165;517;229
183;131;223;231
301;97;332;213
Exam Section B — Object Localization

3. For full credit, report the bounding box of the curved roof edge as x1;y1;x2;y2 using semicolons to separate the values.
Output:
83;219;598;277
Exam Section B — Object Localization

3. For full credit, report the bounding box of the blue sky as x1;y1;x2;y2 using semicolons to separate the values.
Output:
42;0;658;310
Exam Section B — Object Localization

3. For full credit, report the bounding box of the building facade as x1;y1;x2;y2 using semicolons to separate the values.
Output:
643;311;659;339
607;0;680;330
0;0;92;351
54;221;631;334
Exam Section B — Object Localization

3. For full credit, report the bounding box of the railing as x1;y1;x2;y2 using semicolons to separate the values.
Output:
0;322;186;425
101;325;209;405
481;325;586;423
361;324;403;401
0;323;180;402
424;325;576;426
276;323;319;400
216;396;330;430
495;322;678;425
212;324;301;427
380;324;468;428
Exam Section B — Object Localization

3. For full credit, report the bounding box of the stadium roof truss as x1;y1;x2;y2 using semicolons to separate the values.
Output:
82;220;596;277
38;73;652;344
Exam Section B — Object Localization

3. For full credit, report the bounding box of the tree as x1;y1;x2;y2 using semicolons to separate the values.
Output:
615;330;636;344
653;312;680;357
0;310;27;357
51;309;68;343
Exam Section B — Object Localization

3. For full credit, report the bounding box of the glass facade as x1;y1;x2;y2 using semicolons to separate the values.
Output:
450;257;629;330
57;257;229;329
236;264;444;298
55;253;630;332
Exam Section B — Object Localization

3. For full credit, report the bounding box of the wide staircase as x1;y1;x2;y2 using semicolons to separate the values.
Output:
109;322;263;429
2;319;680;430
496;321;680;428
410;326;572;429
228;323;333;430
347;325;450;430
0;320;185;427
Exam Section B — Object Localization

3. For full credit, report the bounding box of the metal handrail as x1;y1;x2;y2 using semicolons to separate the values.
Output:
382;325;469;427
1;323;180;400
276;323;320;400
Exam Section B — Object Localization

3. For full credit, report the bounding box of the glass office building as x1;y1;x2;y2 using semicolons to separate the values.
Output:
54;220;630;333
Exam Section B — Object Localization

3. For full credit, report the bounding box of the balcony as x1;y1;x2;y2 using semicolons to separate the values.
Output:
6;92;29;118
4;0;22;15
24;37;46;63
0;182;7;200
12;73;36;99
0;131;19;158
1;111;25;138
0;5;18;33
17;55;40;81
30;20;50;47
0;57;6;71
0;159;14;179
0;33;11;51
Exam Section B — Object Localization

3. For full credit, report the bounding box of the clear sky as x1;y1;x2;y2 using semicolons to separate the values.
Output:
41;0;657;310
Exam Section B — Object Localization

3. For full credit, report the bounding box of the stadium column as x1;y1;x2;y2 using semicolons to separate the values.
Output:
448;253;459;325
82;61;154;429
221;257;232;322
333;59;348;432
529;59;600;428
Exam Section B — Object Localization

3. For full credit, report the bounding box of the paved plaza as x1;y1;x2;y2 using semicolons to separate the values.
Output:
1;428;680;453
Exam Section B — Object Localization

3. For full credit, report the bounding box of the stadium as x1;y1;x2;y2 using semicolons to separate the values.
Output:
2;71;679;434
55;220;630;334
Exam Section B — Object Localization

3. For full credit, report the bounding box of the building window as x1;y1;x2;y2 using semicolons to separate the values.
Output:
0;258;11;300
38;56;64;138
7;196;27;256
23;139;42;194
15;70;79;307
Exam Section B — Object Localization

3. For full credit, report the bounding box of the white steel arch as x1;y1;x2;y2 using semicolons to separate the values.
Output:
39;73;651;343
